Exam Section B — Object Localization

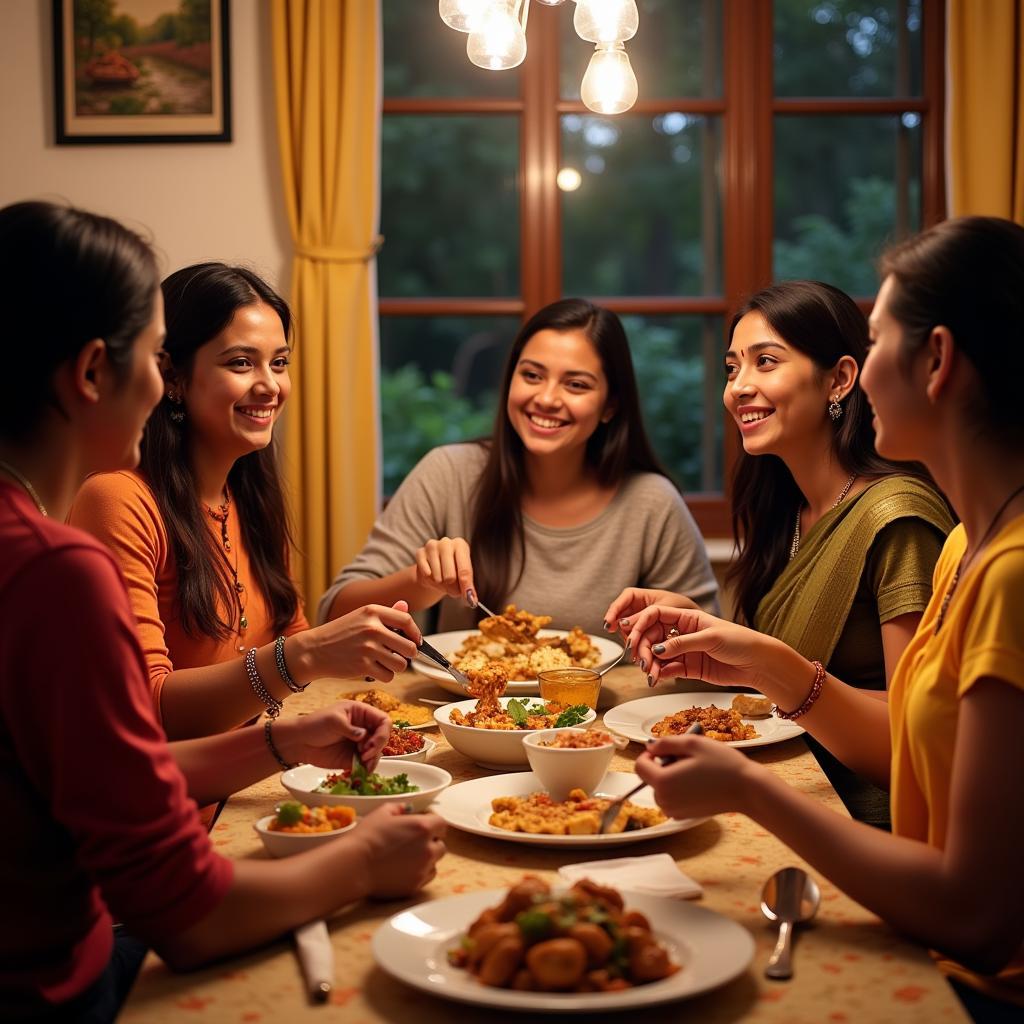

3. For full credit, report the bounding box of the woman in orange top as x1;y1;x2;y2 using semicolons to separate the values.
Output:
626;217;1024;1017
71;263;421;740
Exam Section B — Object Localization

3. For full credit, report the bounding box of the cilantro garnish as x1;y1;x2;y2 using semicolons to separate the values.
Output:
554;704;590;728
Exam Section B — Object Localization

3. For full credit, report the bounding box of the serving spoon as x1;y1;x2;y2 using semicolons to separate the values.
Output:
760;866;821;979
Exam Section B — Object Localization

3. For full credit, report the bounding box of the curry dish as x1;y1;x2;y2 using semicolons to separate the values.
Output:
650;706;758;743
448;876;679;991
489;788;667;835
453;604;601;681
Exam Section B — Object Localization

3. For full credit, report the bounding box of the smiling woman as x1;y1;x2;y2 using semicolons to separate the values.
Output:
69;263;427;744
320;298;720;638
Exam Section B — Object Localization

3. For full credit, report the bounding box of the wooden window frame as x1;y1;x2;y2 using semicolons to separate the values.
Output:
380;0;945;539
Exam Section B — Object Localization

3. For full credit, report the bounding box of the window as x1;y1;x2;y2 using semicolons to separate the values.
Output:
380;0;943;529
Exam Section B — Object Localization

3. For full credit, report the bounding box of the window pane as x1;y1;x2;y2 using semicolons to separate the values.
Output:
622;315;725;492
561;114;722;297
384;0;520;98
559;0;722;100
380;116;520;297
773;115;921;295
774;0;922;97
380;316;515;493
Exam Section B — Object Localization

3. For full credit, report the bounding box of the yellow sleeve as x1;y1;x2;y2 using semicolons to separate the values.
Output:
958;546;1024;699
69;471;174;715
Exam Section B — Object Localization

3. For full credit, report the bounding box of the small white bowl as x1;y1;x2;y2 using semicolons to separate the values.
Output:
522;728;618;800
434;697;597;770
280;760;451;814
381;735;436;764
253;813;357;858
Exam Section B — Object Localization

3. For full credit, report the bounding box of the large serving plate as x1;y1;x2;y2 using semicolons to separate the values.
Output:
372;888;754;1012
432;770;705;847
603;692;805;750
413;629;622;697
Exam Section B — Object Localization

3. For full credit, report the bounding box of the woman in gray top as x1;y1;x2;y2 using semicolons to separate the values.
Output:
318;299;718;637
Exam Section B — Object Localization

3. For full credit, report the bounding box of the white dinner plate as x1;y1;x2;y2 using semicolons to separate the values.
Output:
603;692;805;750
413;629;622;697
372;888;754;1012
432;770;706;847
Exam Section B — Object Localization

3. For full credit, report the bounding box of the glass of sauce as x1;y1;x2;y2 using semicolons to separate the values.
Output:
537;667;602;709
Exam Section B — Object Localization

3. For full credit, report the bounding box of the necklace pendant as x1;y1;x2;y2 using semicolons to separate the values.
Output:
234;580;244;593
224;539;232;552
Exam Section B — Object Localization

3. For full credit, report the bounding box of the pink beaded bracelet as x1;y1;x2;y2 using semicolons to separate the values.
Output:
773;659;826;721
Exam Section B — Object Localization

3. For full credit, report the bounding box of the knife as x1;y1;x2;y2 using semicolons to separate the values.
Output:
415;636;472;690
293;918;333;1003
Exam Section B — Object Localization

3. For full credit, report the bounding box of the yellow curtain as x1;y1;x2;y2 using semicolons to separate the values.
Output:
270;0;381;606
947;0;1024;220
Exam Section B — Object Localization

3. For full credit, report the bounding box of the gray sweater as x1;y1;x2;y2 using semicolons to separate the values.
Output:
317;443;719;636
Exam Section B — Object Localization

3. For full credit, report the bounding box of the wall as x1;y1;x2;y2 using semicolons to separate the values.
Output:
0;0;289;287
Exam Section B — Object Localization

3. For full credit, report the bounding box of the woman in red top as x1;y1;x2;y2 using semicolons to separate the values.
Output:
0;200;446;1021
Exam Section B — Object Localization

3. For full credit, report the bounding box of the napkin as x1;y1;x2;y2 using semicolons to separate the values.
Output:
559;854;702;899
293;919;333;1002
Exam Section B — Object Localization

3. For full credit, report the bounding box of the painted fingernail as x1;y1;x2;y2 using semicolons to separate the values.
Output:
652;643;665;655
625;637;632;652
364;675;374;683
647;675;655;687
640;659;647;672
602;620;611;631
465;588;476;607
645;737;656;744
619;618;630;627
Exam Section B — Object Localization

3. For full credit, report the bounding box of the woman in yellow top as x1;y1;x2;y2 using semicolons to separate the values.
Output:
71;263;421;740
627;217;1024;1016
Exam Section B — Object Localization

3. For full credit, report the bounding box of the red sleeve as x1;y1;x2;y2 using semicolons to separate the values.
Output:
3;543;233;938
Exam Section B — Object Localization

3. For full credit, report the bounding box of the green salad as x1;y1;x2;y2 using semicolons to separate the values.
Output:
315;756;419;796
506;698;590;729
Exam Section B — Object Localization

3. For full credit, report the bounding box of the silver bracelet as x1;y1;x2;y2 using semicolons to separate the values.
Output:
245;646;283;719
274;635;306;693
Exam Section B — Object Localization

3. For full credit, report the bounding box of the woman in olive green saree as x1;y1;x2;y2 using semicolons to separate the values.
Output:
606;280;953;828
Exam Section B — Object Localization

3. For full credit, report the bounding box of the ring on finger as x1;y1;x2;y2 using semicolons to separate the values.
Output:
667;627;680;638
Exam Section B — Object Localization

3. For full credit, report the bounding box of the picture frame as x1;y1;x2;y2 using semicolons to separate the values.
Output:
53;0;231;145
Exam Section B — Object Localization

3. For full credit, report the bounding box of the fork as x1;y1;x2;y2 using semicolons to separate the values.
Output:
597;721;703;834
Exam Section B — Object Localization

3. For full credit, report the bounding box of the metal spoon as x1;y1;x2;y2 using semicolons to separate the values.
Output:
598;645;628;677
760;867;821;980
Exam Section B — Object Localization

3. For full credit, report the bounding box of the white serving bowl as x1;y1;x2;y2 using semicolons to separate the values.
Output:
280;760;451;814
253;812;357;858
381;735;436;764
434;697;597;770
522;728;618;800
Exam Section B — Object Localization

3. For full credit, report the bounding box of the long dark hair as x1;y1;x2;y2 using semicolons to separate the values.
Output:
725;280;928;626
0;201;158;441
470;298;669;608
880;216;1024;441
141;263;299;640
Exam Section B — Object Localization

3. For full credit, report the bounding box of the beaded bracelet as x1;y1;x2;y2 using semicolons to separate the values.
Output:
264;718;296;770
274;635;306;693
773;659;826;721
245;646;283;719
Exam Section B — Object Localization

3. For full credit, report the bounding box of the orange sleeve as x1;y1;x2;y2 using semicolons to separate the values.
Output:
69;471;174;715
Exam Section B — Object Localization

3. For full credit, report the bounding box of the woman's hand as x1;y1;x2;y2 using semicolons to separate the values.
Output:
625;605;779;691
299;601;421;683
275;700;392;772
350;805;448;899
636;734;758;819
603;588;699;640
413;536;475;602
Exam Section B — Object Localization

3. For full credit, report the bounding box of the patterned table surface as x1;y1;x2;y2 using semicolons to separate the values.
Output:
121;668;968;1023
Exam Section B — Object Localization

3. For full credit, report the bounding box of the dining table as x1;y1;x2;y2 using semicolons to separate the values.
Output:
120;666;970;1023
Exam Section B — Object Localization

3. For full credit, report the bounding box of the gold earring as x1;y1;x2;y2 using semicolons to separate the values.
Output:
828;394;843;422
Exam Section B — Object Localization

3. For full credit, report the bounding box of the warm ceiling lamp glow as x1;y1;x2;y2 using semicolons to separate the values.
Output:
439;0;640;114
556;167;583;191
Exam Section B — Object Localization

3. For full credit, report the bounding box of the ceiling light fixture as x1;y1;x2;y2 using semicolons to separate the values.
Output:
439;0;640;114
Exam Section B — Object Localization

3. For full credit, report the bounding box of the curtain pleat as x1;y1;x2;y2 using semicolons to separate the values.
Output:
270;0;382;605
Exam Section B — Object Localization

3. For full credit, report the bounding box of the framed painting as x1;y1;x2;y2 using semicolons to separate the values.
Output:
53;0;231;144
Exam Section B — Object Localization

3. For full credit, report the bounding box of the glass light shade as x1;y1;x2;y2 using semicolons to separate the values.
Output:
574;0;639;44
439;0;490;34
534;0;568;5
467;2;527;70
580;44;638;114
